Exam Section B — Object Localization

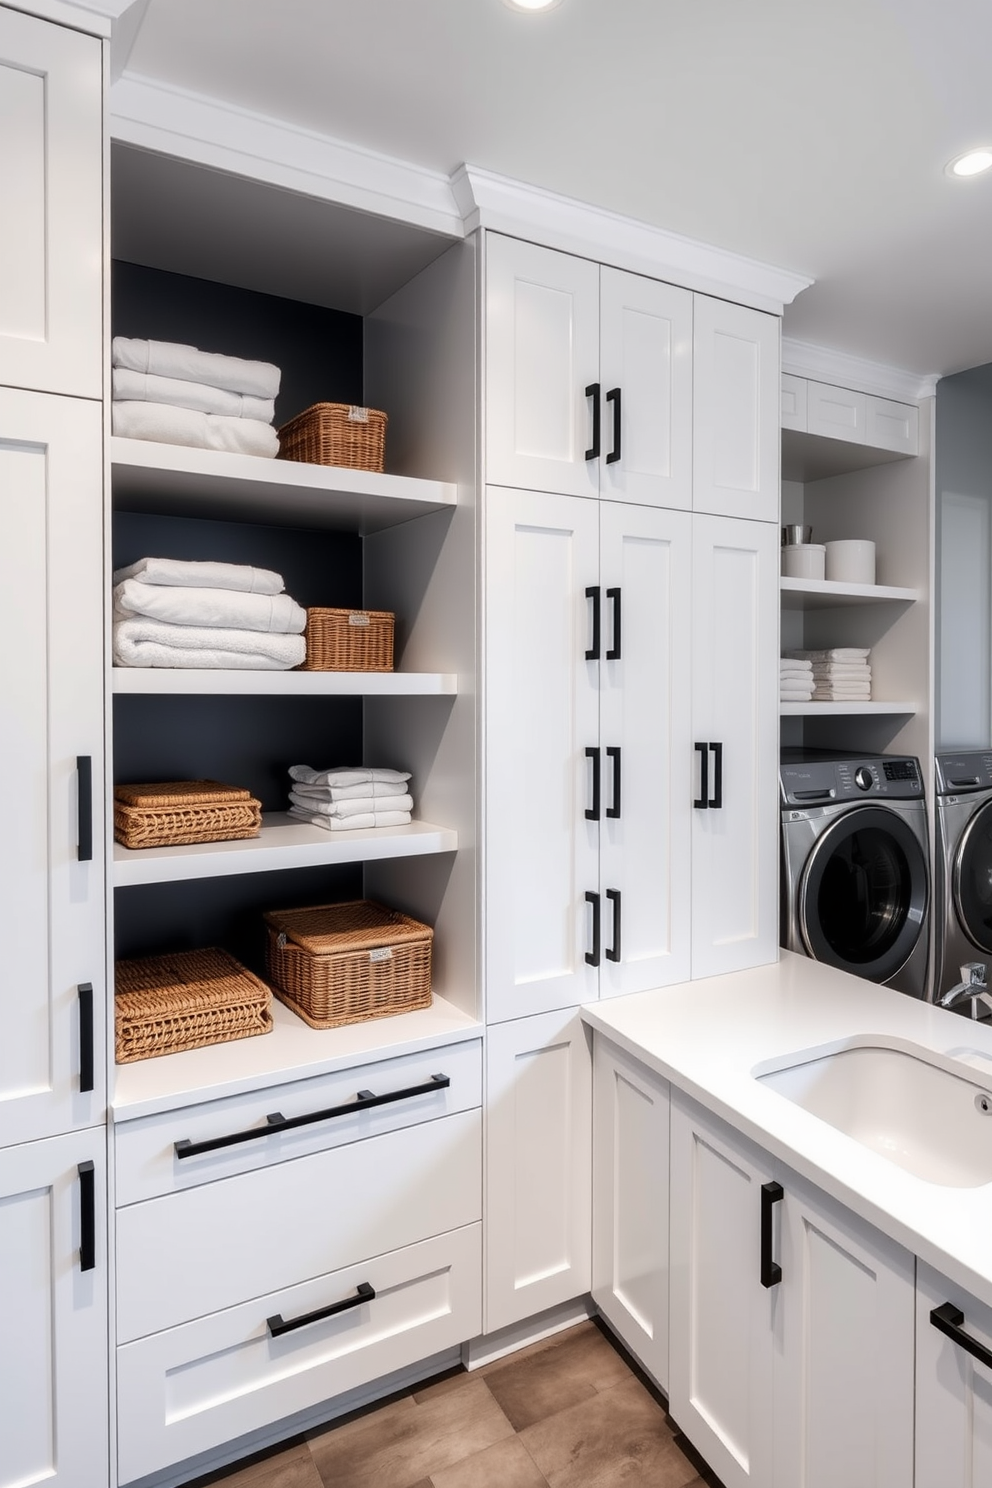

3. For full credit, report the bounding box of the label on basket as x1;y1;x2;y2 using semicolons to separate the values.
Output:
277;933;287;949
369;946;393;963
348;613;371;627
348;406;370;423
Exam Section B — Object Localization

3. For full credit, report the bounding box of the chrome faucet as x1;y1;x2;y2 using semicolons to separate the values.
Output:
939;963;992;1019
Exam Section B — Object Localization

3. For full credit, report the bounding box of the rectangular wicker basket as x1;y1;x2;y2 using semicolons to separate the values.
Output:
277;402;387;472
114;947;273;1063
264;899;432;1030
300;608;394;672
114;780;262;850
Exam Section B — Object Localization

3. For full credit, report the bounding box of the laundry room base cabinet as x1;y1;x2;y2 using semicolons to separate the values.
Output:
916;1261;992;1488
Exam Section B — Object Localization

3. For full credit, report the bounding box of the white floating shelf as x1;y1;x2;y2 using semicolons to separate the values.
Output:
112;669;458;696
780;701;917;717
111;438;457;533
780;577;918;610
113;814;458;887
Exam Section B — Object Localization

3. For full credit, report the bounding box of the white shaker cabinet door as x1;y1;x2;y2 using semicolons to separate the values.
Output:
916;1260;992;1488
485;234;600;498
0;389;105;1146
0;1129;108;1488
485;487;601;1023
0;8;102;398
692;297;779;522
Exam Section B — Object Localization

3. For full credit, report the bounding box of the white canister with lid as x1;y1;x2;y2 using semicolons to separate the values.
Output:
824;539;876;585
781;543;826;580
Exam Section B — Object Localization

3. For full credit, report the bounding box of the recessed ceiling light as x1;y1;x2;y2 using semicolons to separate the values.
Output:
947;148;992;178
502;0;563;11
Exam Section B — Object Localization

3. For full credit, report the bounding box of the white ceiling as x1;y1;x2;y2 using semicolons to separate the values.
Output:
116;0;992;381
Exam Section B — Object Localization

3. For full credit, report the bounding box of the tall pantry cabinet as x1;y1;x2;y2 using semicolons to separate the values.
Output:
0;6;109;1487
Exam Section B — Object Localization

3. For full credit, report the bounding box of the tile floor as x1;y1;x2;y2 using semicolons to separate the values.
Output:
184;1320;722;1488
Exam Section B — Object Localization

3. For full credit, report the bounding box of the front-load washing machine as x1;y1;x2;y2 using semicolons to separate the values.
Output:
933;750;992;1002
780;749;930;997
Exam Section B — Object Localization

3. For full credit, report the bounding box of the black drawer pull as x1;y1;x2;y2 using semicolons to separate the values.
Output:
76;755;92;861
78;982;94;1093
694;741;709;809
268;1281;375;1338
585;746;601;821
605;586;621;660
78;1160;95;1272
606;746;621;819
174;1073;451;1159
585;890;601;967
605;888;621;963
760;1180;783;1288
605;386;621;464
585;585;601;661
931;1302;992;1371
709;741;724;810
585;382;601;460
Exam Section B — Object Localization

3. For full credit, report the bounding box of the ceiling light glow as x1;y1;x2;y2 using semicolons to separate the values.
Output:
502;0;563;11
948;148;992;178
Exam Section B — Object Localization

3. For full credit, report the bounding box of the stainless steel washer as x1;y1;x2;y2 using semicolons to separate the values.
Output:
933;750;992;1002
780;749;930;997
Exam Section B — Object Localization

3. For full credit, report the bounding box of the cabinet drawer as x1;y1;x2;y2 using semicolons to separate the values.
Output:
117;1107;481;1342
807;380;867;442
780;373;807;431
115;1039;482;1205
866;395;918;455
117;1221;481;1484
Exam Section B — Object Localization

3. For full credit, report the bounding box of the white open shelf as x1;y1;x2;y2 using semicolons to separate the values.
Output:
112;669;458;696
780;701;917;717
780;577;919;610
110;437;458;533
113;814;458;887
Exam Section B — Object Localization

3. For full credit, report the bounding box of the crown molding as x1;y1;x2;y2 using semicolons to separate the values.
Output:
453;164;813;315
782;337;940;402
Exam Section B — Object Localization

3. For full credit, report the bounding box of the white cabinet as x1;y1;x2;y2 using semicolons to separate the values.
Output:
0;6;102;398
0;387;105;1147
692;296;780;523
807;378;868;443
591;1036;670;1391
780;372;807;431
0;1128;108;1488
781;374;919;457
916;1259;992;1488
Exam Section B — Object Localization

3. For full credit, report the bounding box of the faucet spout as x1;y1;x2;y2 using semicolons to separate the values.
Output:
939;962;991;1017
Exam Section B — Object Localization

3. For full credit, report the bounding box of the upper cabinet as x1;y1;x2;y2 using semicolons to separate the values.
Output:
692;296;780;523
0;8;102;399
782;374;919;459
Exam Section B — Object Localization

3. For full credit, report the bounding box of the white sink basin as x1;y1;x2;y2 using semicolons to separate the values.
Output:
754;1039;992;1187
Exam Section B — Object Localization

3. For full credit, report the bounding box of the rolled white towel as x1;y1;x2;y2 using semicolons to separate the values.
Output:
112;368;275;423
289;765;411;788
289;806;413;832
289;791;414;818
113;557;285;595
114;579;306;635
289;779;411;802
112;337;281;399
113;616;305;669
112;400;279;458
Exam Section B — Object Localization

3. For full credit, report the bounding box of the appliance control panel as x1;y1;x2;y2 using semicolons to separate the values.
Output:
780;752;923;806
935;751;992;795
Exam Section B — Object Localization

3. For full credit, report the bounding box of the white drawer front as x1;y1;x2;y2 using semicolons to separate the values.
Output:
115;1039;482;1205
117;1222;481;1485
806;380;867;443
117;1107;481;1342
780;373;807;431
866;395;918;455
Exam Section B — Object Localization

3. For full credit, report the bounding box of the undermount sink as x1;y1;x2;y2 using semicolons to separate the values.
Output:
754;1039;992;1187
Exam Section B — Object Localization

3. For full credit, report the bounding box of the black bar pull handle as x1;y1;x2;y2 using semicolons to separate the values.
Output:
605;888;622;963
78;1161;95;1272
694;742;709;810
268;1281;375;1338
78;983;94;1094
709;742;724;810
605;587;621;661
605;386;621;464
760;1180;783;1288
606;746;622;819
585;890;601;967
585;585;601;661
174;1073;451;1159
76;756;92;861
931;1302;992;1372
585;746;601;822
585;382;601;461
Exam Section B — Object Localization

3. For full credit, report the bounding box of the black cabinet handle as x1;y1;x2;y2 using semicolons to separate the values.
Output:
709;742;724;810
268;1281;375;1338
585;746;601;822
585;890;601;967
585;382;601;460
694;742;709;809
605;587;621;660
606;888;621;963
78;983;94;1094
585;585;601;661
78;1161;95;1272
174;1073;451;1159
76;756;92;861
605;386;621;464
760;1180;783;1288
606;746;621;819
931;1302;992;1371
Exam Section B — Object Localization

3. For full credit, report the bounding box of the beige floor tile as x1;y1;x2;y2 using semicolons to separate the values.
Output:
483;1322;631;1430
429;1435;548;1488
477;1320;598;1380
195;1441;324;1488
519;1375;698;1488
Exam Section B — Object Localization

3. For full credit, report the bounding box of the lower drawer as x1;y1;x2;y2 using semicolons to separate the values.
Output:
116;1222;481;1484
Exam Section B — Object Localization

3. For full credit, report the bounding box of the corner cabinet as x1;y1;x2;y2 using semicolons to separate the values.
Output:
916;1260;992;1488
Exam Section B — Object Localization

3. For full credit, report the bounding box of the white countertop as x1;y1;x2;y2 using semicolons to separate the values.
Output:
582;952;992;1311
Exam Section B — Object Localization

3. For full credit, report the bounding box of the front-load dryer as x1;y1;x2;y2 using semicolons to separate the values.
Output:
780;749;930;997
933;750;992;1002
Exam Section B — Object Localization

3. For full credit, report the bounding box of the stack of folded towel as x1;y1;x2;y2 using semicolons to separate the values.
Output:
784;647;872;701
780;656;814;703
113;557;307;670
287;765;414;831
112;338;281;458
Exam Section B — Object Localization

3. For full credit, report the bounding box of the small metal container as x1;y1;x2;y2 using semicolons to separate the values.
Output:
782;524;813;546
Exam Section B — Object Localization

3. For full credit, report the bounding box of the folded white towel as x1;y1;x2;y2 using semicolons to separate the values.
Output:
812;687;872;700
811;663;872;677
112;368;276;423
113;617;305;669
784;648;870;663
112;337;281;399
289;806;413;832
112;401;279;458
113;557;285;595
780;667;815;681
115;579;306;635
288;765;411;788
289;790;414;818
289;779;411;802
780;657;813;672
780;686;815;701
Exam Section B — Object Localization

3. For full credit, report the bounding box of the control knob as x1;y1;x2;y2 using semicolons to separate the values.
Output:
854;766;874;792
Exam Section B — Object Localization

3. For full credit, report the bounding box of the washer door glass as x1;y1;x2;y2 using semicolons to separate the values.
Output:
954;800;992;954
799;807;928;982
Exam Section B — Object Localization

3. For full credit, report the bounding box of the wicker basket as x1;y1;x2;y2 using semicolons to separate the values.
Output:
114;947;273;1063
300;608;394;672
277;402;387;472
264;899;432;1030
114;780;262;849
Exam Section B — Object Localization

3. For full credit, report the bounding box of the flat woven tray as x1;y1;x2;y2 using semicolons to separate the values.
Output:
277;402;387;472
264;899;432;1030
114;947;273;1064
114;780;262;849
299;608;394;672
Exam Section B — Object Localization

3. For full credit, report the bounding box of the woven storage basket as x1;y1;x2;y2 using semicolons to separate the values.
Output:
277;402;387;472
264;899;432;1030
300;608;394;672
114;947;273;1063
114;780;262;849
